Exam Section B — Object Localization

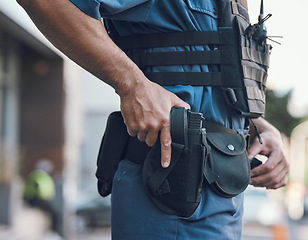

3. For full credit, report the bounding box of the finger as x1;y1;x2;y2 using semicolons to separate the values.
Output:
145;130;159;147
127;127;137;137
247;139;263;160
265;160;289;189
251;159;271;178
160;125;172;168
250;166;283;188
250;158;287;188
181;102;191;110
176;102;191;110
250;158;282;184
263;168;288;189
266;173;288;189
171;95;191;110
137;130;147;142
251;151;281;177
269;174;288;189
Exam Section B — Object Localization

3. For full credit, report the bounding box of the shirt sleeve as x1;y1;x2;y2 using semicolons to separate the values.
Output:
101;0;154;22
70;0;101;20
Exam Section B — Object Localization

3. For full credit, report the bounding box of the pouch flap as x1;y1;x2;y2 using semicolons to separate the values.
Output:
206;132;246;156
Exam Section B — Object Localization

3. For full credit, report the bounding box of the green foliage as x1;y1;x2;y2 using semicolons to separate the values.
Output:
264;89;301;137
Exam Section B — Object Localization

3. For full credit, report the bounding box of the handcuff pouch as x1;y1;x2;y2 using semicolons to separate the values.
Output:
204;130;250;198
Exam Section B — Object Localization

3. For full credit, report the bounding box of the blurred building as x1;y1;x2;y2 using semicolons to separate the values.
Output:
0;2;119;238
287;120;308;220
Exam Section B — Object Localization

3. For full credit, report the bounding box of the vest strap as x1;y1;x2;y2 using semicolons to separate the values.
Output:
130;50;225;67
113;31;221;50
144;72;223;86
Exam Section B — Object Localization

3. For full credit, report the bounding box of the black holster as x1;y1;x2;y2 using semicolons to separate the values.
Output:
143;107;207;217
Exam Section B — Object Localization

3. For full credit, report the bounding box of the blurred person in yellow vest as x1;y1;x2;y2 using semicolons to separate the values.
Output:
23;159;57;232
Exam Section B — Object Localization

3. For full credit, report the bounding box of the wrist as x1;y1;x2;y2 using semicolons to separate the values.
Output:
255;117;278;133
252;118;281;143
249;117;280;144
114;64;149;98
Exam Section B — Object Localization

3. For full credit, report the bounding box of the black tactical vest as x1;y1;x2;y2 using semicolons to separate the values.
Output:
106;0;271;118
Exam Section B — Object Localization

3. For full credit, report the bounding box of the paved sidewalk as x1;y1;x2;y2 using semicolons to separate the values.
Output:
0;224;62;240
0;207;62;240
75;228;111;240
0;207;111;240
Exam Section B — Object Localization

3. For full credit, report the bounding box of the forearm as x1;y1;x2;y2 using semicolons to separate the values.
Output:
17;0;191;167
17;0;145;96
251;117;276;133
249;117;281;142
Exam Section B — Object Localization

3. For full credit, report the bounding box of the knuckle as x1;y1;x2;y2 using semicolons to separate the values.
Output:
127;122;138;131
283;180;288;187
271;179;280;186
137;123;149;132
162;139;172;147
253;179;260;185
137;122;147;131
263;164;274;172
161;115;170;126
139;125;147;132
267;175;279;187
268;171;276;180
147;121;160;132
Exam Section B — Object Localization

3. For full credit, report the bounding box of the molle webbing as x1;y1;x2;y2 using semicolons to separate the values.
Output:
108;0;271;117
113;30;269;86
231;1;249;19
235;0;248;10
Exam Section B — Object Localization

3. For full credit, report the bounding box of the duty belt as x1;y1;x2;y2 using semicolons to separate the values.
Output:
124;117;249;166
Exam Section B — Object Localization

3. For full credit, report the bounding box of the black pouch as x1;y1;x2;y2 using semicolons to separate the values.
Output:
204;124;250;198
143;108;207;217
96;111;129;197
218;0;272;118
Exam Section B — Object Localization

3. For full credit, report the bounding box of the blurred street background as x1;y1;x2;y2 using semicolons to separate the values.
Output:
1;0;308;239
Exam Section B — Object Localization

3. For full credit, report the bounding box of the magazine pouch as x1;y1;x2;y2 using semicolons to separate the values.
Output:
218;0;271;117
96;111;129;197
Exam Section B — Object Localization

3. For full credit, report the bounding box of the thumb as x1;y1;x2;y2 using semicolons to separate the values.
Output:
171;95;191;110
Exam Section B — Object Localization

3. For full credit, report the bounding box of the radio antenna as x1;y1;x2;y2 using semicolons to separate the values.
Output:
259;0;264;21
